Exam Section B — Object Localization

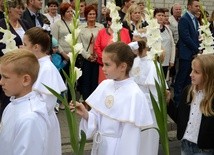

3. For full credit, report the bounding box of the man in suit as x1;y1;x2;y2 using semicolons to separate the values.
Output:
21;0;49;28
173;0;200;106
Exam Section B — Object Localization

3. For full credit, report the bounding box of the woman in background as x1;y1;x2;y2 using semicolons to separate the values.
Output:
44;0;61;27
122;4;148;40
94;12;131;83
154;8;175;77
78;5;103;101
51;2;73;101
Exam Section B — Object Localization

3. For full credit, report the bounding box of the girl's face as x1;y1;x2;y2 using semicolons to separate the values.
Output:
102;52;127;81
190;60;204;90
63;6;73;21
131;8;141;23
87;10;96;22
22;35;34;52
155;12;165;25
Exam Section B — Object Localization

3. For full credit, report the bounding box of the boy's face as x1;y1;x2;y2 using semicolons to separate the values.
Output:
102;52;127;81
0;63;28;98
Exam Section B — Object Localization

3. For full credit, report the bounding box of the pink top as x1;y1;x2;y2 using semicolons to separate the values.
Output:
94;28;131;65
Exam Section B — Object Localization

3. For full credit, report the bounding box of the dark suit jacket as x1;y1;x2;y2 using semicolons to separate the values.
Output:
0;18;31;56
168;86;214;149
177;12;200;60
21;8;49;28
209;21;214;37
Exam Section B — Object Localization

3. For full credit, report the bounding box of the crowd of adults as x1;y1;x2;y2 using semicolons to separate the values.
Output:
0;0;214;125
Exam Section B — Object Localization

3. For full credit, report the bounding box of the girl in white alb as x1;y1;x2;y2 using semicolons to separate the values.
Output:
71;42;153;155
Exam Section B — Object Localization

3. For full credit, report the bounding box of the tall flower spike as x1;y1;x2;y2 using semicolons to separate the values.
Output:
106;1;122;42
0;0;18;54
45;0;86;155
144;3;163;60
198;2;214;55
145;0;170;155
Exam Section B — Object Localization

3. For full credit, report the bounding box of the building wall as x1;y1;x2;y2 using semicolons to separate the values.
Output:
44;0;214;15
87;0;214;15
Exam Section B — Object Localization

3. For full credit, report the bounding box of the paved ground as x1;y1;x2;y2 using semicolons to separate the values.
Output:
58;109;181;155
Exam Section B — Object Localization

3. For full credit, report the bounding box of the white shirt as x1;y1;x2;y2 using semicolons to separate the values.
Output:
0;92;50;155
44;13;61;28
15;27;25;41
183;90;203;144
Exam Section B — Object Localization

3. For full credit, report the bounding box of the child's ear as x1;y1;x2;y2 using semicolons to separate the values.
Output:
120;62;127;72
22;74;32;87
33;44;39;50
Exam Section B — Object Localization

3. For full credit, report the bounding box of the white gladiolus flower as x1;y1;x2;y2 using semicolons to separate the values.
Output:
144;7;163;59
112;32;118;42
0;28;18;54
2;40;18;54
74;28;81;38
73;43;83;54
111;22;122;32
74;67;82;80
198;20;214;54
69;22;75;31
106;1;122;42
0;29;16;43
65;34;73;46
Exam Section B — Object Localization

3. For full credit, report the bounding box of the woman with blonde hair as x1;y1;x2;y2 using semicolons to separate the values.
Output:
122;4;148;40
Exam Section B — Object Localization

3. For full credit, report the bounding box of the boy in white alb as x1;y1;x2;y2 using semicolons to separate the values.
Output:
0;50;50;155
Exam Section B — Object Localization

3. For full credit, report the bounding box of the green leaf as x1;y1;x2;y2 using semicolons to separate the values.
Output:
149;59;170;155
78;130;87;155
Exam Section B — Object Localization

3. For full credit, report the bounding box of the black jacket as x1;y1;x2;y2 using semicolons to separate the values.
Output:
168;86;214;149
21;8;49;28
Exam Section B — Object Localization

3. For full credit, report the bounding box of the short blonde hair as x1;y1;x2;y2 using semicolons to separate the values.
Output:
0;49;39;84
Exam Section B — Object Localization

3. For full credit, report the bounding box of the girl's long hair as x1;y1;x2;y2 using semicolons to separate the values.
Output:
187;54;214;116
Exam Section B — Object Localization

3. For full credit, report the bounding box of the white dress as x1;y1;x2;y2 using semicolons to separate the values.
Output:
33;56;67;155
0;91;50;155
130;56;160;155
80;78;153;155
